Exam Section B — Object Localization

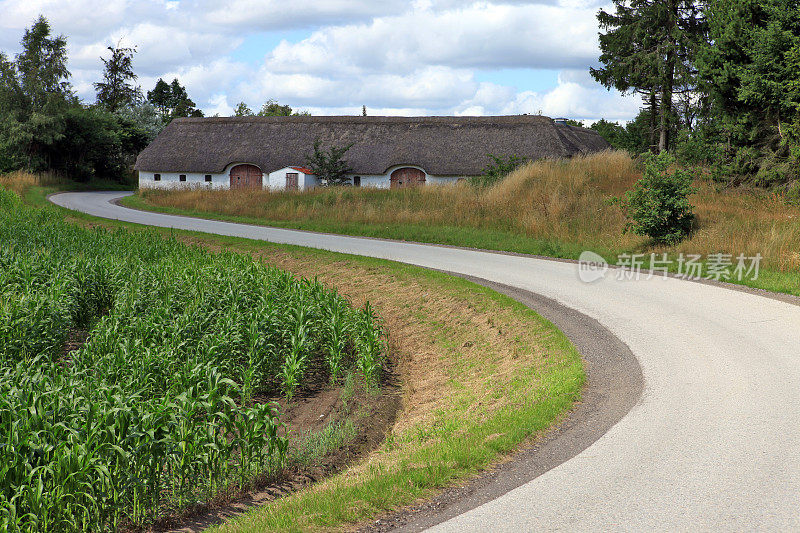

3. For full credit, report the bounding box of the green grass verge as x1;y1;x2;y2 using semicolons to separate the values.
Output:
26;184;585;532
121;191;800;298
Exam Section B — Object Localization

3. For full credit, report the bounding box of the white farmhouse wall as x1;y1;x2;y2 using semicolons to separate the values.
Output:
138;171;229;190
346;165;465;188
351;174;390;188
426;175;463;185
139;164;467;191
300;173;319;189
267;167;317;191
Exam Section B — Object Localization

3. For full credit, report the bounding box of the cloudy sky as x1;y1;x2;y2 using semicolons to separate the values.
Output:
0;0;641;121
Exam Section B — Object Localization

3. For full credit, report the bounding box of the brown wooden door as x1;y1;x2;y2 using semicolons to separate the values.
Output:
230;164;263;189
390;167;426;189
285;172;299;191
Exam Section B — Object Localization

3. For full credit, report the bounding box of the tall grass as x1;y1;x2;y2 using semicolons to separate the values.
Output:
0;171;62;198
0;190;386;531
139;150;800;272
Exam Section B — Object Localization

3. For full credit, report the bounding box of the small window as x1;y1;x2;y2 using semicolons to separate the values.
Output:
154;173;161;181
205;174;212;182
179;174;187;182
353;176;361;187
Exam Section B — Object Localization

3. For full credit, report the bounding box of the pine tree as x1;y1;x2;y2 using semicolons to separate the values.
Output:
94;44;141;112
146;79;171;119
698;0;800;145
591;1;707;152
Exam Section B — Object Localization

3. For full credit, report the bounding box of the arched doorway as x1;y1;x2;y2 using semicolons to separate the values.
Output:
390;167;426;189
229;164;263;189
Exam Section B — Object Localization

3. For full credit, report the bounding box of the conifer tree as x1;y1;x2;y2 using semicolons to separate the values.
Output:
591;1;706;152
94;44;141;112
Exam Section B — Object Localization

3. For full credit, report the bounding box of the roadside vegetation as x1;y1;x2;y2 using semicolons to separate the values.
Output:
0;177;586;532
127;150;800;295
0;189;386;531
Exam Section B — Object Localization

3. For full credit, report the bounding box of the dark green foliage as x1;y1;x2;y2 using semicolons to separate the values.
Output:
615;152;696;243
591;116;652;154
256;99;310;116
146;78;203;120
146;78;171;118
305;140;354;186
231;99;309;117
694;0;800;184
674;125;725;166
785;181;800;205
257;99;293;116
594;1;799;186
592;1;707;153
94;45;141;112
0;17;147;182
471;154;526;187
0;190;385;530
58;106;150;182
0;16;73;172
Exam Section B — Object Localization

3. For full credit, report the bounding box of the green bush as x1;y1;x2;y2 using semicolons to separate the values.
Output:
675;128;725;166
753;152;796;187
786;181;800;205
470;154;526;187
616;152;696;244
732;146;761;176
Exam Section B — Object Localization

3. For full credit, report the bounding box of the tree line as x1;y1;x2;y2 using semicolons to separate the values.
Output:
0;16;208;183
588;0;800;186
0;16;308;184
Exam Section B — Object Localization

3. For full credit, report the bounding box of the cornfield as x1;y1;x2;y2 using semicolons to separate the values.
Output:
0;190;386;531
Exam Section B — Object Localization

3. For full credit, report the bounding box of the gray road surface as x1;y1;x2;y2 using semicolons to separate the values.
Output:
51;191;800;532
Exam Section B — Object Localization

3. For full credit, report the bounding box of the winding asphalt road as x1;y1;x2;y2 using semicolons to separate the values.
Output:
52;191;800;531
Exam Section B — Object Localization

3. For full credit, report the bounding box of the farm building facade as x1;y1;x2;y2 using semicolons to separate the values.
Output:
134;115;609;191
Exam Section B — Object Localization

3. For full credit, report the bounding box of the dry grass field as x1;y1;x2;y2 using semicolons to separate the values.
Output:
134;151;800;274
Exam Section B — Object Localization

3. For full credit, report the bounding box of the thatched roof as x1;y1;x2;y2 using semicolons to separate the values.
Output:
134;115;609;176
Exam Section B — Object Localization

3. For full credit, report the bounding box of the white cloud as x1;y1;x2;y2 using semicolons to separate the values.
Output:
205;94;234;116
497;78;640;121
143;58;250;107
199;0;408;30
0;0;639;121
263;2;601;77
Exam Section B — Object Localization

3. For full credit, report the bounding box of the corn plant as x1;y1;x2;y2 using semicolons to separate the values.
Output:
0;188;386;530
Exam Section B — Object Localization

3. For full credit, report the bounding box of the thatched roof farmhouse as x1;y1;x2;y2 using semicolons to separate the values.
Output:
135;115;609;190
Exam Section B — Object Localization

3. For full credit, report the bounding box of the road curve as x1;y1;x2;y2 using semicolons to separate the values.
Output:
52;191;800;531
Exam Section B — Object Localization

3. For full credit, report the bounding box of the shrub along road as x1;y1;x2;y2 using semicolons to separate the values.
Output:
52;191;800;531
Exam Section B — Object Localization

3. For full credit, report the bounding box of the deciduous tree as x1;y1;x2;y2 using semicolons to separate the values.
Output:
146;78;203;121
233;101;253;116
305;140;353;186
